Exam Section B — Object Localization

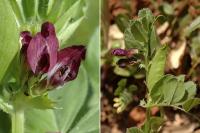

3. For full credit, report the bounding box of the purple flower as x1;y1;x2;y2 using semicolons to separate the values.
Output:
48;46;86;86
111;48;128;56
21;22;59;74
111;48;139;68
111;48;138;58
20;21;86;88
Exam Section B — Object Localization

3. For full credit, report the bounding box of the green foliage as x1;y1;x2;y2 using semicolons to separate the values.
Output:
149;74;196;107
124;8;160;54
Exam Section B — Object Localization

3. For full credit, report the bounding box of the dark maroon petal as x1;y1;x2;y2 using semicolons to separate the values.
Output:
41;22;56;38
111;48;128;56
41;22;59;71
49;45;86;86
45;35;59;71
27;33;47;73
20;31;32;54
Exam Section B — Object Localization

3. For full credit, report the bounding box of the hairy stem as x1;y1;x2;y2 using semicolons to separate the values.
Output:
11;109;24;133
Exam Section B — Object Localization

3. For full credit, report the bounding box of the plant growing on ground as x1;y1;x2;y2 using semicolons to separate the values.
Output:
112;8;200;133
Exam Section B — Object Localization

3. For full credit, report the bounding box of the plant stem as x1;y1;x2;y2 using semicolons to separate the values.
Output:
144;107;151;133
11;109;24;133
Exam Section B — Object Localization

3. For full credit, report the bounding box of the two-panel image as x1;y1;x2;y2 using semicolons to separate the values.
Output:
0;0;199;133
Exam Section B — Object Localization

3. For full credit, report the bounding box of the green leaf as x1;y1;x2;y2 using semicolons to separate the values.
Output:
58;17;85;47
25;109;58;133
150;74;196;107
124;8;160;53
47;0;77;22
38;0;50;19
83;28;100;90
147;45;168;91
8;0;24;26
49;67;88;132
183;98;200;112
186;16;200;36
0;0;19;83
21;0;37;21
61;0;99;45
68;28;100;132
69;107;99;133
55;0;84;38
126;127;143;133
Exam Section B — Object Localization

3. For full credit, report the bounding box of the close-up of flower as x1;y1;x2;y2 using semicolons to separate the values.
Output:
20;22;86;88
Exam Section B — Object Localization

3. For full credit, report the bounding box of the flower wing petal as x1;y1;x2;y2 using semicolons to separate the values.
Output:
27;33;46;73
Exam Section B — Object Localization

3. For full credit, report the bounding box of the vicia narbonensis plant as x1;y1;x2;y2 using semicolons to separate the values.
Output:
112;8;200;133
5;21;86;133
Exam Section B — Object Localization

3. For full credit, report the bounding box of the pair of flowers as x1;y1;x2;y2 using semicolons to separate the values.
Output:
20;22;86;87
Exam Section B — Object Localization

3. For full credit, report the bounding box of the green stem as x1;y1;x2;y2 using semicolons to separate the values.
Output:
144;108;151;133
11;109;24;133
